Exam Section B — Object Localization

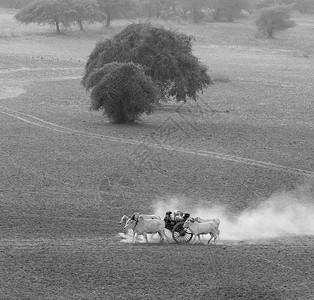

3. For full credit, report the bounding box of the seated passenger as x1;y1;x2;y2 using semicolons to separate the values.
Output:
174;210;184;220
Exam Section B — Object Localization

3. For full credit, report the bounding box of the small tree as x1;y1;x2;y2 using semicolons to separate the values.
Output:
84;62;159;123
213;0;249;22
97;0;135;27
82;23;212;102
14;0;71;34
256;6;295;38
180;0;211;23
66;0;105;31
138;0;164;18
14;0;104;33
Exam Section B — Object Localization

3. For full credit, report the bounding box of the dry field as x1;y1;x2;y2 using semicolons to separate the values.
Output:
1;9;314;299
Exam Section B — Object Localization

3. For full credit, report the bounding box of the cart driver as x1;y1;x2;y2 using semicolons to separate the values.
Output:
164;211;172;223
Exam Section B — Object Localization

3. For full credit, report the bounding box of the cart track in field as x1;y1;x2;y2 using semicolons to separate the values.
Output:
1;105;314;178
0;67;82;99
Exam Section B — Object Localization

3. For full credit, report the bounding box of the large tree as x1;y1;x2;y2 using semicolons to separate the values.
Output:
82;23;212;103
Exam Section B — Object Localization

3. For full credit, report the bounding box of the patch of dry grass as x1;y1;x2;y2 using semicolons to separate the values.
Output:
210;72;232;82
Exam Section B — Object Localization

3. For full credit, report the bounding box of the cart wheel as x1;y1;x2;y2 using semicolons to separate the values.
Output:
172;222;193;243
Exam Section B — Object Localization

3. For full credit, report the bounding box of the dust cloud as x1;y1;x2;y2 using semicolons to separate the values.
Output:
119;183;314;242
152;183;314;241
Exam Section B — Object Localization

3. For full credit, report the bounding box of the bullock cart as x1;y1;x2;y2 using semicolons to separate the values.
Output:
164;211;193;243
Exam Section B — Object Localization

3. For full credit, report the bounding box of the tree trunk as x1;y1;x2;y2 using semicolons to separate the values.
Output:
106;15;111;27
105;9;112;27
56;21;61;34
192;8;199;23
213;8;220;21
268;28;274;38
78;20;84;31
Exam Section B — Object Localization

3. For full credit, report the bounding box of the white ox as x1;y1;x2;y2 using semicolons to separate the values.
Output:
119;213;161;226
124;215;166;243
183;218;220;244
194;217;220;228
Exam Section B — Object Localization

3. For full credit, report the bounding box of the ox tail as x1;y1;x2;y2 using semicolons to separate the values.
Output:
216;229;220;240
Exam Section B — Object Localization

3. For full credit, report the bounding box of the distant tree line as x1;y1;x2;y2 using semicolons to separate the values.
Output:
13;0;137;33
10;0;253;30
3;0;314;15
4;0;314;16
8;0;313;34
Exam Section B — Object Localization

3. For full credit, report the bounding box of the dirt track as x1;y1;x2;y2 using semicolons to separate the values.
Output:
1;104;314;178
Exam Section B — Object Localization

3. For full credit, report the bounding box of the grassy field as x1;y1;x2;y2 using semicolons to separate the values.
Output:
1;9;314;299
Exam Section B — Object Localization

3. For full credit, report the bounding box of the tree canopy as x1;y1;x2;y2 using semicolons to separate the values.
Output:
82;23;212;102
85;62;159;123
